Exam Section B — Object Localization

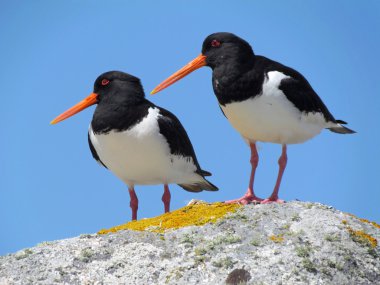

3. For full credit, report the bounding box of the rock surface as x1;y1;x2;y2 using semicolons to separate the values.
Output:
1;201;379;285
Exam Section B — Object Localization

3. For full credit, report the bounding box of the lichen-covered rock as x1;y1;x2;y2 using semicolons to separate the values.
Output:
98;202;240;234
1;201;379;285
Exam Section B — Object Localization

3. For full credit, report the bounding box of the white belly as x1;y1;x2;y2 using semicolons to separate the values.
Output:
89;107;200;186
221;71;328;144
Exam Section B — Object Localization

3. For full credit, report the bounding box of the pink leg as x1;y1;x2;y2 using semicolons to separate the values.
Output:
262;144;287;204
128;187;139;220
162;184;171;213
225;142;263;205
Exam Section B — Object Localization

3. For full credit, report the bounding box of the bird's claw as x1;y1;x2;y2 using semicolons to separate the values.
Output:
225;195;263;205
261;198;285;204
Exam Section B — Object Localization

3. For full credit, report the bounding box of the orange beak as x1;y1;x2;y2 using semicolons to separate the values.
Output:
50;93;98;125
151;54;206;95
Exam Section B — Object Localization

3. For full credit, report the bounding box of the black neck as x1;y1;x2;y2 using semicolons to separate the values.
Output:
91;99;152;134
212;57;264;106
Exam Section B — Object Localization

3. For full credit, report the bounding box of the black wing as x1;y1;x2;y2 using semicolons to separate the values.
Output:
156;107;210;177
257;56;336;123
279;76;336;122
88;132;108;169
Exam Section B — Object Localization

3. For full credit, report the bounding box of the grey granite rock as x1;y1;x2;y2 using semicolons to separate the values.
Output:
1;201;379;285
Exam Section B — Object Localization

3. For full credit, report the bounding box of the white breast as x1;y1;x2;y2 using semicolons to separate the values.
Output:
221;71;329;144
89;107;202;187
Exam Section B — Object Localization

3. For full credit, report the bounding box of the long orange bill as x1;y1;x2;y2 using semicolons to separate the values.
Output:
151;54;206;95
50;93;98;125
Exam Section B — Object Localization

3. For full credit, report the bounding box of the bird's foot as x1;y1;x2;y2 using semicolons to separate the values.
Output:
225;194;263;205
261;197;285;204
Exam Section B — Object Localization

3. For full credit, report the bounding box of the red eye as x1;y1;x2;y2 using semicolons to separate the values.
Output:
211;40;221;47
101;79;110;86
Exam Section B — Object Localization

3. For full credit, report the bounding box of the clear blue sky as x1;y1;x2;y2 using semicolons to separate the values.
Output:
1;1;379;255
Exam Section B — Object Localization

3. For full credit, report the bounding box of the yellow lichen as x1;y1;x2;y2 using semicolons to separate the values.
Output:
346;213;380;230
358;218;380;230
269;234;284;243
98;202;241;234
342;220;348;225
347;226;378;248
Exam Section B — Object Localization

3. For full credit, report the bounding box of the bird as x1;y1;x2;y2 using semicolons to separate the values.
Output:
51;71;218;220
151;32;355;205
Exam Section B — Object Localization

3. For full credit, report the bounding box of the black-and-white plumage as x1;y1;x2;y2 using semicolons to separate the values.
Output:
212;54;354;144
152;32;355;205
51;71;217;220
89;102;216;192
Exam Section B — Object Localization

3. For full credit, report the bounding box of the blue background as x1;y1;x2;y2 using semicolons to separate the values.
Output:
1;1;379;255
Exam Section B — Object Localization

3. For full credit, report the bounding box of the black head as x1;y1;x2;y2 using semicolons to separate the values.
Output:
201;32;255;69
51;71;145;124
151;32;255;95
94;71;145;105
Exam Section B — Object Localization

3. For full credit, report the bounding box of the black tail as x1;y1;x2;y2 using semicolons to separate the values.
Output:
178;178;218;192
328;120;356;134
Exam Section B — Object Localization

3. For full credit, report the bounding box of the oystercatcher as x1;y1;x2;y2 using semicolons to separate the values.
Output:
151;32;355;204
51;71;218;220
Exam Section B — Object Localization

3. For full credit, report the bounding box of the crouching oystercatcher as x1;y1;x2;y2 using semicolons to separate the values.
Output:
51;71;218;220
151;32;355;204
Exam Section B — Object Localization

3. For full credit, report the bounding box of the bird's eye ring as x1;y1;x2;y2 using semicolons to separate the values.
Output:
101;79;110;86
211;40;221;47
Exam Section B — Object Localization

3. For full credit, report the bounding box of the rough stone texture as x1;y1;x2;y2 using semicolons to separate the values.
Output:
1;201;379;285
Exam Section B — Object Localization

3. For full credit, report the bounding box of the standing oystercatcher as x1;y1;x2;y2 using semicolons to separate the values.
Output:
151;32;355;204
51;71;218;220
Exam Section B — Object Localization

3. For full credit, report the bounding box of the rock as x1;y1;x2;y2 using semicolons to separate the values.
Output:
0;201;379;285
186;199;207;206
225;268;252;284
